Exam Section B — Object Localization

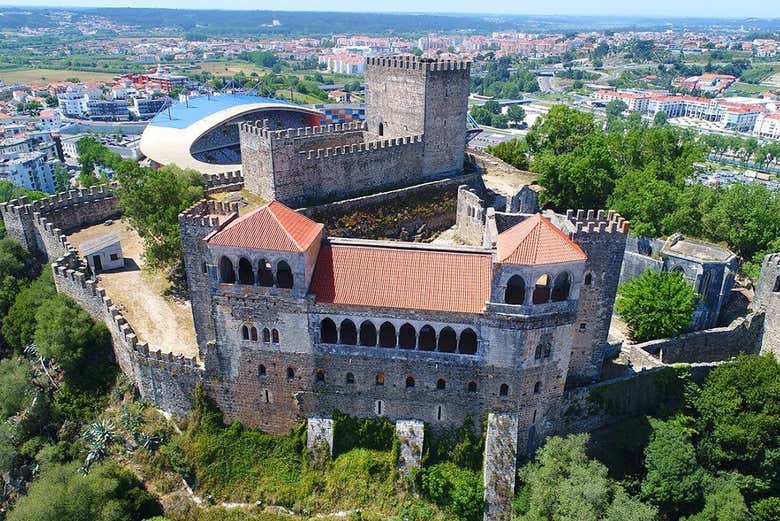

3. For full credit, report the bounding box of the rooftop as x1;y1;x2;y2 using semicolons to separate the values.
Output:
147;94;298;130
663;235;735;263
497;214;587;266
80;232;120;256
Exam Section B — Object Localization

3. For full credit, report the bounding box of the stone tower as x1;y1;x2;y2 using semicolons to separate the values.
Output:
754;252;780;359
562;210;629;385
365;56;470;177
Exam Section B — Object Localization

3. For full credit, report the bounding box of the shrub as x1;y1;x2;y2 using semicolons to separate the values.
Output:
419;462;483;521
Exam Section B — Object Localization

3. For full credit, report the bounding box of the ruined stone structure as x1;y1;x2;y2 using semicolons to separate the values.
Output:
239;56;470;207
755;253;780;358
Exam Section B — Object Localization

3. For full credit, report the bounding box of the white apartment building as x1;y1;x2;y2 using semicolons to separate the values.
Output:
0;151;58;193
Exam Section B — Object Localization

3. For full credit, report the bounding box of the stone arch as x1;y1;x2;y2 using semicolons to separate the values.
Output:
378;121;384;136
276;260;293;288
438;327;457;353
320;318;337;343
584;272;593;286
263;327;271;343
258;258;274;287
340;319;357;345
272;329;279;344
241;325;249;340
375;372;384;386
534;343;543;359
500;383;509;397
399;323;416;350
459;328;478;355
287;367;295;379
345;372;355;384
419;325;436;351
532;274;550;304
671;265;685;275
436;378;446;390
774;275;780;293
238;257;254;285
315;369;325;383
504;274;526;305
534;381;542;394
551;271;571;302
379;322;396;348
405;376;415;388
219;256;235;283
467;381;477;393
250;326;258;341
258;364;266;376
359;321;377;347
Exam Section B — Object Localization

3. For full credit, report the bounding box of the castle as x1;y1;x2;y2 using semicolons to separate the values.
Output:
2;56;779;521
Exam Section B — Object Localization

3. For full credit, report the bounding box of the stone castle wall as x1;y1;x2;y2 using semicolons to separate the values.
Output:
755;253;780;359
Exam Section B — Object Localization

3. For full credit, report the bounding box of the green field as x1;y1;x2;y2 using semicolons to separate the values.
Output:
0;68;118;85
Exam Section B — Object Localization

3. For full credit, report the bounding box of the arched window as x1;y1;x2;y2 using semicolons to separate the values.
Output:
258;259;274;287
250;326;258;341
201;262;207;274
534;343;543;359
534;381;542;394
258;364;266;376
459;328;478;355
345;372;355;384
399;323;416;350
584;272;593;286
241;325;249;340
320;318;337;343
551;272;571;302
287;367;295;379
438;327;457;353
340;319;357;345
375;373;384;386
467;381;477;393
238;257;255;285
219;256;235;283
276;260;293;289
504;275;526;305
405;376;415;388
272;329;279;344
263;328;271;343
672;266;685;276
316;369;325;383
359;321;377;347
774;276;780;293
436;378;446;390
378;122;384;136
379;322;396;348
532;274;550;304
419;325;436;351
544;343;552;358
500;383;509;397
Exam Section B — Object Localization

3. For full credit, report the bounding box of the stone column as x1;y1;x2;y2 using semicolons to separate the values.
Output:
395;419;425;476
483;413;519;521
307;416;334;467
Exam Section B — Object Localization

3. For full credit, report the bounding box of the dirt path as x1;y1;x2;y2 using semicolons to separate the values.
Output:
68;219;198;359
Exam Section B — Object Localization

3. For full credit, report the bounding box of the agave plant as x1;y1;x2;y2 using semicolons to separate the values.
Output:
81;420;123;474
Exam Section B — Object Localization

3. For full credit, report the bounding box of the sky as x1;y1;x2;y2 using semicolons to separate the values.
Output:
1;0;777;19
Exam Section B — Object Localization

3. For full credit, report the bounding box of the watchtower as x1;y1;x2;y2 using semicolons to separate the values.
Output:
365;56;470;177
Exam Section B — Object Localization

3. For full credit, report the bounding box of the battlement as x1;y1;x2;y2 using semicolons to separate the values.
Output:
365;55;471;72
202;170;243;190
239;120;367;142
178;198;240;228
300;134;423;160
52;254;199;370
0;183;117;217
565;209;630;235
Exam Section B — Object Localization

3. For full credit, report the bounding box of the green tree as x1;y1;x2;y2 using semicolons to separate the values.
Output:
653;111;669;126
485;139;529;170
33;294;110;374
3;269;56;353
686;475;750;521
526;105;597;156
515;434;656;521
606;99;628;118
7;462;162;521
615;269;698;342
419;462;484;521
507;104;526;123
641;417;706;517
608;169;680;237
0;357;34;421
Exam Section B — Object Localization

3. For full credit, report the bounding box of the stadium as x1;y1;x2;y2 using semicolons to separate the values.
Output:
138;94;323;174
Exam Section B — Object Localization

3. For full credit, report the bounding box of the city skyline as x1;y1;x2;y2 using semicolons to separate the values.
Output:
1;0;778;19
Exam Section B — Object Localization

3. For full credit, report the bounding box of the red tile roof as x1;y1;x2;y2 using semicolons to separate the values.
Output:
311;243;492;314
208;201;323;252
497;214;586;266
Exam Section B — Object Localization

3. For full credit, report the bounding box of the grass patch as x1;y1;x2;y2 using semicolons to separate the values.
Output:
0;68;118;84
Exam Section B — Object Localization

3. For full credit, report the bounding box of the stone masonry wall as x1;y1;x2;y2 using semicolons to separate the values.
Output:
755;253;780;359
455;185;486;246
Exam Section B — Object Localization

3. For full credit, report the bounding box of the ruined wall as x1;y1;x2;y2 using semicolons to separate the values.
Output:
755;253;780;359
630;313;763;364
455;185;486;246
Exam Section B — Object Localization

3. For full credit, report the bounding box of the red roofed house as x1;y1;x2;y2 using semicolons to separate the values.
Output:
179;198;628;448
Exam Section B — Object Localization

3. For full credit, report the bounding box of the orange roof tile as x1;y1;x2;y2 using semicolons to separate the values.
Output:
208;201;323;252
311;244;492;314
497;214;586;266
